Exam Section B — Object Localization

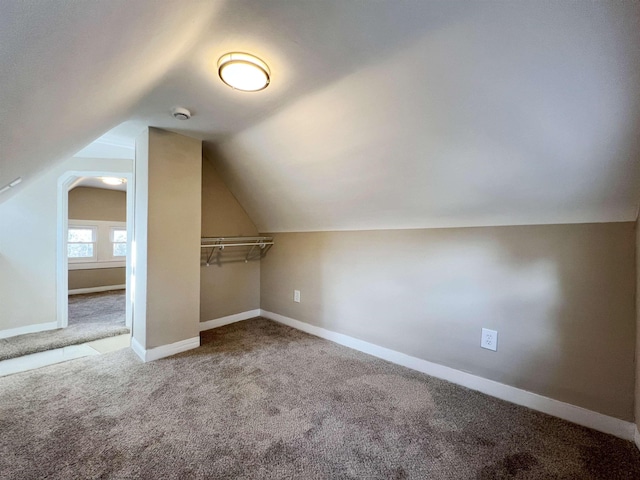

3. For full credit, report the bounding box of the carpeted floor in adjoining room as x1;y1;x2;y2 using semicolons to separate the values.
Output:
0;290;129;361
1;318;638;479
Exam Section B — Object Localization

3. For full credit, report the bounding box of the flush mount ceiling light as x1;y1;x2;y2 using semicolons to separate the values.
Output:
217;52;270;92
101;177;126;186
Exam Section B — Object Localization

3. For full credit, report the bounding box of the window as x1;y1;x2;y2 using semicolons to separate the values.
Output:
111;228;127;257
68;227;97;262
68;220;127;269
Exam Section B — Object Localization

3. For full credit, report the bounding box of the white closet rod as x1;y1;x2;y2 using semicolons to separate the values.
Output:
201;236;274;248
200;242;274;248
200;236;274;265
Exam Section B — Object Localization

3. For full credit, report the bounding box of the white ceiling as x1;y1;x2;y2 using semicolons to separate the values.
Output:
2;1;640;231
74;124;136;160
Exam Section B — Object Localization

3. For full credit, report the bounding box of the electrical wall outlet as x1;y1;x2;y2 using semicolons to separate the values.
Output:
481;328;498;351
294;290;301;303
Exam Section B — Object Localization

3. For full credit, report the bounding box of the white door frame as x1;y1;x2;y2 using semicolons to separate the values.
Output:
56;171;135;329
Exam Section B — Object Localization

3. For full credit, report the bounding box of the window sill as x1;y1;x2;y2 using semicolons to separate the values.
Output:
68;261;126;271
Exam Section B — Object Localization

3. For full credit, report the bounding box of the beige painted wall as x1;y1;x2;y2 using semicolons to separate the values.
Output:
200;157;259;321
133;128;201;349
260;223;636;421
68;268;125;290
68;187;126;221
0;157;132;332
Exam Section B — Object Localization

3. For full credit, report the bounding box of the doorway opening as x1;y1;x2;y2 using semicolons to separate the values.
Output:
56;170;135;346
66;177;131;345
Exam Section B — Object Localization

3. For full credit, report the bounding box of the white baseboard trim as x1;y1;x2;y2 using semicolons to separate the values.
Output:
199;309;261;332
0;321;59;339
634;427;640;451
131;337;146;362
131;336;200;363
68;284;126;295
260;309;635;441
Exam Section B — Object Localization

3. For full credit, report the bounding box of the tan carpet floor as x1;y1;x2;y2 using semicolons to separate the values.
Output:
0;290;129;361
1;318;638;479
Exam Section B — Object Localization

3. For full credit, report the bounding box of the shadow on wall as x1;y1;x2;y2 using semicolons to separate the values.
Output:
260;223;636;421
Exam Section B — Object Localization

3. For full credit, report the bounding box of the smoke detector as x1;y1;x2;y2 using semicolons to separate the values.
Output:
172;107;191;120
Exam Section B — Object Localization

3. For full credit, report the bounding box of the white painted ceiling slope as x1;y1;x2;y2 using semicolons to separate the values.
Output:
2;1;640;232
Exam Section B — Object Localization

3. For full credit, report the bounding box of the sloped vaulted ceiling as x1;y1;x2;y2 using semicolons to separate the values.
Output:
0;0;223;194
210;1;640;231
2;1;640;232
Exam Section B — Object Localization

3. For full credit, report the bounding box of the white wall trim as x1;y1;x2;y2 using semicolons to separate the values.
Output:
634;427;640;451
130;336;200;363
68;284;126;295
131;336;146;362
0;321;59;339
199;309;261;332
260;310;635;441
68;262;126;271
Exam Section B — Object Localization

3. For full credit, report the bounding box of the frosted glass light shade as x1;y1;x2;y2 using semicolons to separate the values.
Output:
101;177;125;186
218;52;270;92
